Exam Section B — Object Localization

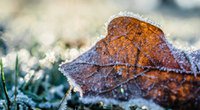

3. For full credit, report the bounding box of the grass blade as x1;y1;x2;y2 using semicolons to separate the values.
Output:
58;86;72;110
0;58;11;110
14;55;19;110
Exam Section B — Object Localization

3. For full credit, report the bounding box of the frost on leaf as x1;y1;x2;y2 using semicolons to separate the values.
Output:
60;16;200;109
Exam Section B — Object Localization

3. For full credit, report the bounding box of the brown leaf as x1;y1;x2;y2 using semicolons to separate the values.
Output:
60;16;200;110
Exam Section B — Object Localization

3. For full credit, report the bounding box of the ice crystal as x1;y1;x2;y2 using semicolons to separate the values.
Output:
121;98;164;110
105;11;161;32
0;100;6;110
10;90;36;108
81;97;119;105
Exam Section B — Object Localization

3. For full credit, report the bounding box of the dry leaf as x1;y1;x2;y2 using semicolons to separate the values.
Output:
60;16;200;110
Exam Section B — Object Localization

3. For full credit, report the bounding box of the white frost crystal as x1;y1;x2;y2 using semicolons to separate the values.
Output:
105;11;161;31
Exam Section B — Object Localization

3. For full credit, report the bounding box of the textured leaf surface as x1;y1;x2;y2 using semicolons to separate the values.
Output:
60;16;200;109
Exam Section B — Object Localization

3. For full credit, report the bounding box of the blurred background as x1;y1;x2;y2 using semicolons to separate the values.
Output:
0;0;200;55
0;0;200;109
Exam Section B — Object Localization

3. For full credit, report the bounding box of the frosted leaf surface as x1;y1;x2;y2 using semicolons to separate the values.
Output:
60;16;200;109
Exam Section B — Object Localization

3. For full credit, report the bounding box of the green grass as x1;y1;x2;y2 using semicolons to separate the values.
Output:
0;58;11;110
